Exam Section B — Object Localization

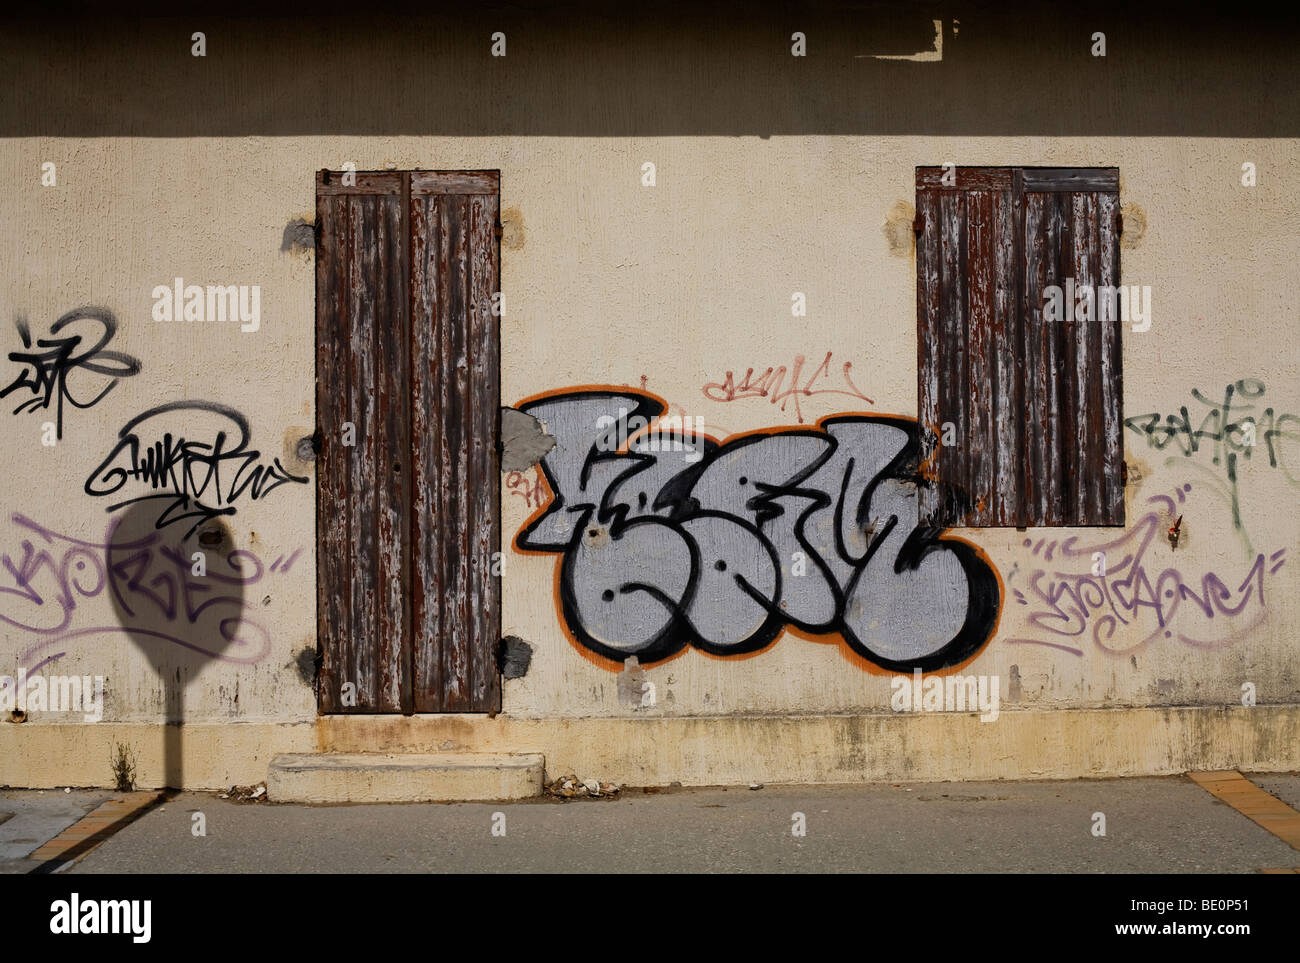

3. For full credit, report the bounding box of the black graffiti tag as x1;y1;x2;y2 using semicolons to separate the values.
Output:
1;307;141;439
84;401;309;537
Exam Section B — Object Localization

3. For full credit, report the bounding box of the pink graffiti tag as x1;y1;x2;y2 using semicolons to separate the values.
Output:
702;352;875;424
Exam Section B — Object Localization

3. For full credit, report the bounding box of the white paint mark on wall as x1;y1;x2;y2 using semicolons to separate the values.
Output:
858;20;944;61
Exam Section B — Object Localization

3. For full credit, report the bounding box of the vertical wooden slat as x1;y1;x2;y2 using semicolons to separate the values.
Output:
373;189;411;712
938;190;967;524
441;194;472;711
965;190;994;526
1044;192;1066;526
1061;192;1079;524
1060;191;1081;525
1039;189;1067;526
468;193;502;712
349;197;381;708
436;194;454;710
336;193;361;709
1068;192;1096;524
991;184;1020;526
372;193;394;708
1021;191;1049;527
411;192;444;711
1084;193;1103;524
916;187;942;526
1011;169;1028;528
1098;191;1124;524
399;177;416;712
336;194;358;709
316;191;345;712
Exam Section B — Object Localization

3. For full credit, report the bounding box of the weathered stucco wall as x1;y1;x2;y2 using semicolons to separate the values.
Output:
0;11;1296;771
2;133;1295;728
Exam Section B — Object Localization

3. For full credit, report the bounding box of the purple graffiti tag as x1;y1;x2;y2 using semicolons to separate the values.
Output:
1009;487;1283;655
0;513;298;665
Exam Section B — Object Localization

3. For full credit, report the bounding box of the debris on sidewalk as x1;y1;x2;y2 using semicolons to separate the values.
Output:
218;782;268;803
544;774;621;800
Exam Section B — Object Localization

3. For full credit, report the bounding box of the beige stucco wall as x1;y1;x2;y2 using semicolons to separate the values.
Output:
0;131;1295;740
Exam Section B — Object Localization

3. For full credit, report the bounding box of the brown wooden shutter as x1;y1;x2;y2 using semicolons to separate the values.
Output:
916;166;1123;528
316;170;501;714
315;172;411;712
408;172;502;713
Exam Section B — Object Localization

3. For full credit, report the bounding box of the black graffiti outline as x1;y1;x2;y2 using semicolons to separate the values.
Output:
516;389;1001;671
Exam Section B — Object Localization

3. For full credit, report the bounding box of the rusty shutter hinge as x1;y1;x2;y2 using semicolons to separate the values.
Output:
1117;212;1123;234
912;214;925;233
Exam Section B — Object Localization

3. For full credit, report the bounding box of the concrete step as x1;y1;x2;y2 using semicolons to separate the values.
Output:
267;752;545;803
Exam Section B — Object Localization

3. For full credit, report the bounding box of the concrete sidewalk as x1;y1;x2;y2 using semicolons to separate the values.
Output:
1;773;1287;873
0;789;111;874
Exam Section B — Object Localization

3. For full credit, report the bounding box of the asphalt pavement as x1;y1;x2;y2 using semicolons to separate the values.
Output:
0;774;1287;873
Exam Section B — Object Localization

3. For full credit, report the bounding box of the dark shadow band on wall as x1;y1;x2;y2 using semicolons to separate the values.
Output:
106;504;245;790
1;1;1296;137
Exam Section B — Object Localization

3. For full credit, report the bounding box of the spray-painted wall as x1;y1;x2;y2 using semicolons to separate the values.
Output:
1;10;1297;738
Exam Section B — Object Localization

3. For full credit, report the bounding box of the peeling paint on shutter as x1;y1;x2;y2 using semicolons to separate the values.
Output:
317;170;501;714
409;177;503;713
916;167;1123;528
